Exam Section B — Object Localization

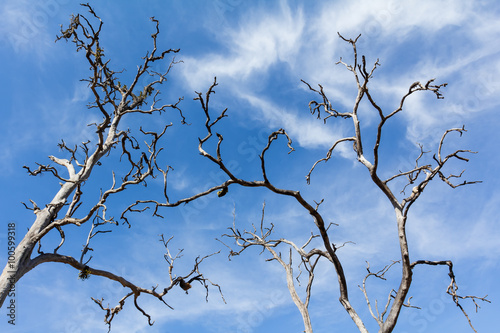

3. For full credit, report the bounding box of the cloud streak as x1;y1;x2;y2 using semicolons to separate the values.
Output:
179;0;500;151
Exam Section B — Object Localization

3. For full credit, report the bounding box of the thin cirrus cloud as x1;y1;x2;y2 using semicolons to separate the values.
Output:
178;0;498;154
181;2;304;89
179;3;350;151
0;0;71;57
303;1;495;140
238;91;349;151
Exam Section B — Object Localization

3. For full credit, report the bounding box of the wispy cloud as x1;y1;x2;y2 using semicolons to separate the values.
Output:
179;0;499;152
181;1;305;89
408;190;500;260
0;0;70;57
179;2;345;151
238;91;349;150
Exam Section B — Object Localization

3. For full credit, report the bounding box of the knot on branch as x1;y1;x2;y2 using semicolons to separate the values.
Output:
78;265;91;280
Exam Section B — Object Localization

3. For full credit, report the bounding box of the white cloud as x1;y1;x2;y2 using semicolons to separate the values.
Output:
239;91;350;151
0;0;70;57
403;185;500;263
179;0;500;153
181;1;304;90
179;1;353;151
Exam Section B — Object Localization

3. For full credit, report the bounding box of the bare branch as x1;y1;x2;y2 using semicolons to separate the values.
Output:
220;203;321;333
400;128;481;215
411;260;490;332
306;136;356;184
358;261;400;326
301;80;352;121
25;233;222;330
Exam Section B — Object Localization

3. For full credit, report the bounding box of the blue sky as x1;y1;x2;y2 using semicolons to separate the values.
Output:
1;0;499;332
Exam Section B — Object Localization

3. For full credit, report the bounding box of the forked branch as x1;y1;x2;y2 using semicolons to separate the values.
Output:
219;203;327;333
300;33;484;333
411;260;490;333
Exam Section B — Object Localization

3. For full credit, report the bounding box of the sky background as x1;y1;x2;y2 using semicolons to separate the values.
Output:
1;0;499;332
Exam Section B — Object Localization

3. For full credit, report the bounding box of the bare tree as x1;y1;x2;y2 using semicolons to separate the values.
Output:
0;5;223;331
154;34;488;332
220;202;322;333
1;5;489;332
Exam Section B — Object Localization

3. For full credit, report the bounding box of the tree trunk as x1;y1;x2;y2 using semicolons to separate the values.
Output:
0;182;76;307
379;209;412;333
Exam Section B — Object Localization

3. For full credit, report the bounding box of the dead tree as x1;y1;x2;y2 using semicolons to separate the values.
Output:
220;203;322;333
298;33;489;332
0;5;223;331
10;5;487;331
136;34;489;332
